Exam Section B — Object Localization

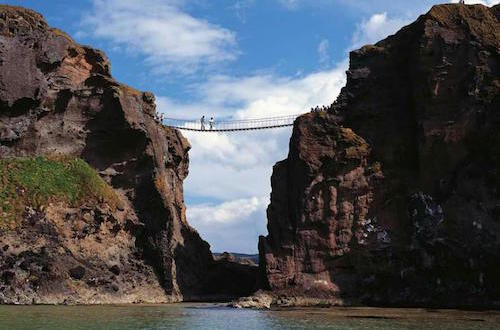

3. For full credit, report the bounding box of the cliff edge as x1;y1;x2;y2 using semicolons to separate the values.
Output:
0;6;256;304
259;4;500;307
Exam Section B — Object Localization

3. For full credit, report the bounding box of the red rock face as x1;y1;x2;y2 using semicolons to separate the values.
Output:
0;6;257;303
260;4;500;307
260;115;381;298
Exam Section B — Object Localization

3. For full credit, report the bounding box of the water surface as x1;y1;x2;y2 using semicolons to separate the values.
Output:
0;304;499;330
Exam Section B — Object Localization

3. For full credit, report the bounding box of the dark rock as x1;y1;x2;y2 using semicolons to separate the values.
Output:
109;265;120;276
0;127;19;142
202;260;258;299
142;92;155;106
86;278;98;287
408;193;443;243
216;252;236;262
1;271;15;285
19;260;30;271
110;223;121;235
4;256;16;268
69;266;86;280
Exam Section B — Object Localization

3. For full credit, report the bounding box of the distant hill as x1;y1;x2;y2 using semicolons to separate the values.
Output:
213;252;259;265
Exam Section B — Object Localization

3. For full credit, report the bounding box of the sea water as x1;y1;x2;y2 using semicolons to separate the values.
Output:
0;304;498;330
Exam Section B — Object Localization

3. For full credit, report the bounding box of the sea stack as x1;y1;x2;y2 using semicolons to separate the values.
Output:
259;4;500;308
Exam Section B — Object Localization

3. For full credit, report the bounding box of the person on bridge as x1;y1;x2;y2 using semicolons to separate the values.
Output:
209;117;215;130
200;115;206;130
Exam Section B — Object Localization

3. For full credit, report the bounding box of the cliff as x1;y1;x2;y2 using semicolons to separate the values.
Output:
259;4;500;307
0;6;256;304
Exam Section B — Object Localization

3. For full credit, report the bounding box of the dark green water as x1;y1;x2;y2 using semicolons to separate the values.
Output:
0;304;499;330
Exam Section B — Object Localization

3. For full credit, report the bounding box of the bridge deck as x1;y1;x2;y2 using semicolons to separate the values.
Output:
163;114;300;132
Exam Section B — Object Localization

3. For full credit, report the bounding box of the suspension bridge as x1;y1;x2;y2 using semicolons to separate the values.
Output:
163;114;302;132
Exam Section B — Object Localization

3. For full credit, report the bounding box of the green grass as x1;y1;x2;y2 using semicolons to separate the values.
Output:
0;156;117;227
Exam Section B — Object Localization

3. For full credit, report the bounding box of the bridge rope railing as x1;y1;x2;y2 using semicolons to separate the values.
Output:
163;114;303;132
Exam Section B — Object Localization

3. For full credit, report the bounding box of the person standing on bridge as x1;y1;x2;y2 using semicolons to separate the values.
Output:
209;116;215;130
200;115;206;130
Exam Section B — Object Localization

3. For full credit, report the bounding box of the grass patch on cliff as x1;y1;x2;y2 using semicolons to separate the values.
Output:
0;156;117;227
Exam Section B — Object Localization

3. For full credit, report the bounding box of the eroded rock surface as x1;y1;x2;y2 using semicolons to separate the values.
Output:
0;6;256;303
259;4;500;308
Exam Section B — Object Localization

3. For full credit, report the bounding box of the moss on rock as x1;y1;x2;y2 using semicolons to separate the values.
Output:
0;156;117;227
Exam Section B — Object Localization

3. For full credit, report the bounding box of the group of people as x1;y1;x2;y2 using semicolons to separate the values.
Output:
200;115;215;130
310;105;329;113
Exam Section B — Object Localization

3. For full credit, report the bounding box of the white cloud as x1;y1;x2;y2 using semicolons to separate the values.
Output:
160;62;347;120
187;197;268;253
350;1;500;50
185;160;275;201
158;62;347;198
83;0;237;75
274;1;423;52
277;0;301;10
231;0;255;23
318;39;330;67
79;0;347;253
351;12;411;49
164;1;420;251
157;63;347;251
188;196;267;224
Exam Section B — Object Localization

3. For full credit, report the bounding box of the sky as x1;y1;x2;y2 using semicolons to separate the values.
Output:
7;0;499;253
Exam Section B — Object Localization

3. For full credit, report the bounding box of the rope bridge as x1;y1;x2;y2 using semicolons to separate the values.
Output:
163;114;302;132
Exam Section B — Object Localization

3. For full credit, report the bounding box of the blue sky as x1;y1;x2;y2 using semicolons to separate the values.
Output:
6;0;498;253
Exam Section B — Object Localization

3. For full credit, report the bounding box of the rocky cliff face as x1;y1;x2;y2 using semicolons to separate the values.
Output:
0;6;256;304
260;4;500;307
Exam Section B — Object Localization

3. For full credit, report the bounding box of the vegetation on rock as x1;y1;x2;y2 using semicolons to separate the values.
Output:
0;156;117;226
